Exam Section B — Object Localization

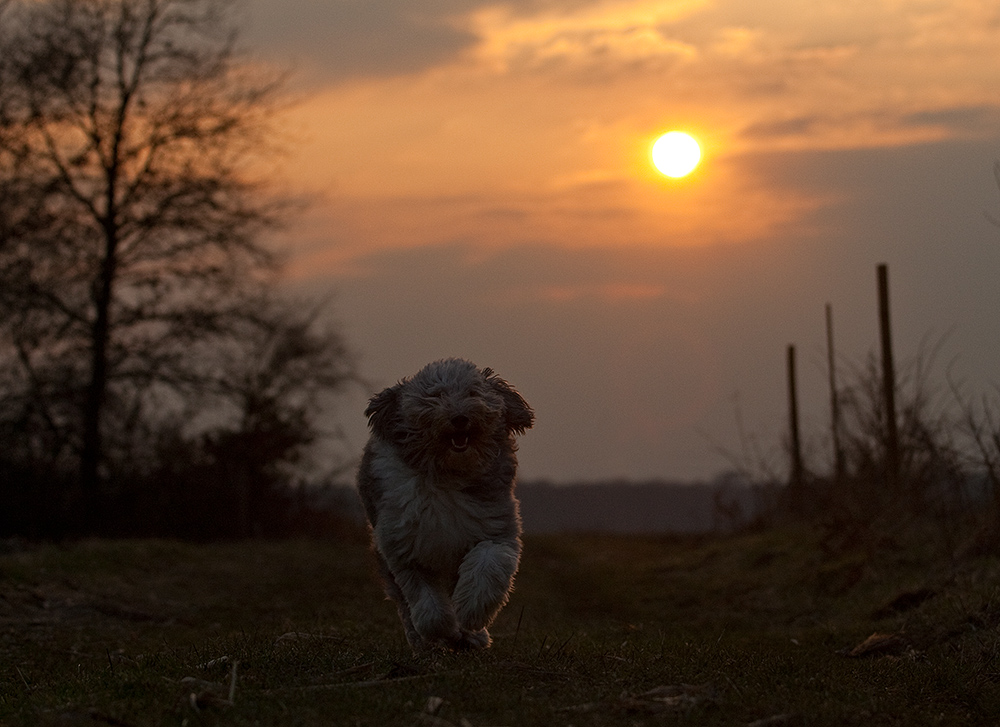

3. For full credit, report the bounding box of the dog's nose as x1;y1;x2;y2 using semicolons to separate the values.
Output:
451;414;470;430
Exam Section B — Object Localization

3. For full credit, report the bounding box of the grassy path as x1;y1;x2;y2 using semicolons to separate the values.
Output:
1;526;999;725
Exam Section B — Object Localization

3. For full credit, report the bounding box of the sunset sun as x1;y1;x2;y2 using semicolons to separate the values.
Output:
651;131;701;178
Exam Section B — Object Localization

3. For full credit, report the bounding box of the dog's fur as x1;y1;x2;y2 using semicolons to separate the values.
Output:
357;358;534;651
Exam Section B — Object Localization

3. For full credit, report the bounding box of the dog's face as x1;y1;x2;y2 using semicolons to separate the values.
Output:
365;359;533;475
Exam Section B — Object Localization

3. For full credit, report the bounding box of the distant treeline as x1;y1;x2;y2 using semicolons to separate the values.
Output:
517;479;758;533
327;477;763;535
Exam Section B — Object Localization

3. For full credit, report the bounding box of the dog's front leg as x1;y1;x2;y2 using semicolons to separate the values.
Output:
391;565;463;648
452;540;521;646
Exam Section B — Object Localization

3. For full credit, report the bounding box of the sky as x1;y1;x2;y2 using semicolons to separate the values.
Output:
240;0;1000;483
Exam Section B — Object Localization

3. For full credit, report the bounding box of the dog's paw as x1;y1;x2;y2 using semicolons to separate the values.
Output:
454;628;491;650
411;594;461;642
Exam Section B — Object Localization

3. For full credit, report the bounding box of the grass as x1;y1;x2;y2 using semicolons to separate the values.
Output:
1;522;1000;726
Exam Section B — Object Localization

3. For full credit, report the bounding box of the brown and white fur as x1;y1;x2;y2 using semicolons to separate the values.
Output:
357;358;534;651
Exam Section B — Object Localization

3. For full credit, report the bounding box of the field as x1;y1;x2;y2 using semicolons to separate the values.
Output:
2;522;1000;726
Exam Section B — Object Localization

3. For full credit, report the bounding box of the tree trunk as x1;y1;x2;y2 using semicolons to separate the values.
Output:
80;79;127;529
80;208;119;528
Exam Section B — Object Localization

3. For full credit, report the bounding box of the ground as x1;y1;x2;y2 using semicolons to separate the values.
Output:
1;522;999;725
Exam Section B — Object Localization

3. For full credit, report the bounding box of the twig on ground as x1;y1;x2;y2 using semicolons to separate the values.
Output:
264;670;461;693
228;660;239;704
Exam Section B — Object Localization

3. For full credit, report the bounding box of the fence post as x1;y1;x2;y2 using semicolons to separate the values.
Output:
877;263;900;492
826;303;845;482
787;344;805;512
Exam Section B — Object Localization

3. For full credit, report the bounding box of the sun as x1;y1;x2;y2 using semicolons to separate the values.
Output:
651;131;701;178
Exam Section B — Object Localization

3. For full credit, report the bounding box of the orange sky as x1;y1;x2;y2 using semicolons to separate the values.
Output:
245;0;1000;481
267;0;1000;261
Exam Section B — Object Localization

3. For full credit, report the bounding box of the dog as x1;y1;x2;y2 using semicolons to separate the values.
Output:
357;358;534;651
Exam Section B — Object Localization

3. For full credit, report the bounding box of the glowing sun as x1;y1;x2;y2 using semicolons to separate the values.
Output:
651;131;701;178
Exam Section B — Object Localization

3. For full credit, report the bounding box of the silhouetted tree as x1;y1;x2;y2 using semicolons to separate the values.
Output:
0;0;352;535
187;299;358;537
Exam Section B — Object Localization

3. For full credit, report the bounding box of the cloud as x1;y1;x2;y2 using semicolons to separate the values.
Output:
902;106;1000;137
736;105;1000;152
276;171;830;281
740;116;823;140
242;0;480;82
248;0;1000;163
466;0;702;78
545;283;662;301
243;0;711;83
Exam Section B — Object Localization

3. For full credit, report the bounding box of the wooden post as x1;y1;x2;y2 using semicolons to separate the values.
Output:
826;303;845;482
787;344;805;511
877;263;900;491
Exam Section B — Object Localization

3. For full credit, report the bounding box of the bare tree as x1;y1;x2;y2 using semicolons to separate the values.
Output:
0;0;340;530
199;299;359;536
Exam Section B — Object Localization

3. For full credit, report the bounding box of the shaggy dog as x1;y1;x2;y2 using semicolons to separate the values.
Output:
357;358;534;651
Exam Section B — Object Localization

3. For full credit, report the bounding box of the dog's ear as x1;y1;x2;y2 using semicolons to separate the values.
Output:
484;369;534;435
365;383;403;440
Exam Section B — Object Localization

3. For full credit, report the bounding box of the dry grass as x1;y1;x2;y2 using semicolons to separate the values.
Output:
1;523;999;726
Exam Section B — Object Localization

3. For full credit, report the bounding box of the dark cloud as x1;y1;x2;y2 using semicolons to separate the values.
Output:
902;105;1000;136
242;0;481;82
240;0;629;82
739;106;1000;144
739;116;822;140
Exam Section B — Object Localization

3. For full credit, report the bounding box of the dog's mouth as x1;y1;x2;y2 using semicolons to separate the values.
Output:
448;414;472;452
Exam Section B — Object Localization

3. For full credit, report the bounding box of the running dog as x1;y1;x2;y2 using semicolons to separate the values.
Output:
357;358;534;650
